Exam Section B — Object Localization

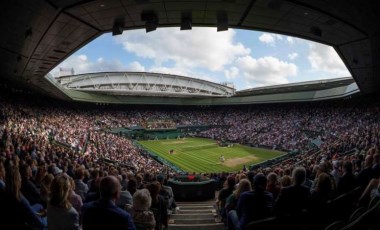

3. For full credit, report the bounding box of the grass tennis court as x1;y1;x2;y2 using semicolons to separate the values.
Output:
138;137;285;173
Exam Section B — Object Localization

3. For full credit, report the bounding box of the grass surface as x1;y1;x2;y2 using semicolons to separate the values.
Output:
138;137;285;173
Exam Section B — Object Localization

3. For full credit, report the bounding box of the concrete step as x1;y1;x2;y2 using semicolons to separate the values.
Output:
178;209;216;214
168;200;222;230
171;213;216;220
171;217;218;225
169;223;225;230
178;205;214;210
176;201;217;205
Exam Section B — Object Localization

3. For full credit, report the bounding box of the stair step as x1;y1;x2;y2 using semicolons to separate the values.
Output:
170;223;224;227
176;204;217;207
171;218;219;225
171;213;216;220
178;205;214;210
170;225;226;230
169;223;225;230
177;202;216;205
169;200;222;230
178;209;215;214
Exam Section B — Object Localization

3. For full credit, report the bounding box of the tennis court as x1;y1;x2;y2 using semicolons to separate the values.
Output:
138;137;285;173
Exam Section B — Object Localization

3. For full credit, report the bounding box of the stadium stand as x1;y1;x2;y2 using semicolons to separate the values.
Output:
0;88;380;229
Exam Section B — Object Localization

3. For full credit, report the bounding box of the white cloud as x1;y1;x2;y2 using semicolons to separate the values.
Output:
95;58;125;72
127;61;145;72
78;54;87;62
286;36;295;44
115;28;250;72
258;33;283;46
51;55;126;77
259;33;275;46
236;56;297;87
308;43;350;76
224;67;239;80
288;52;299;60
275;34;283;40
149;66;189;77
148;66;214;82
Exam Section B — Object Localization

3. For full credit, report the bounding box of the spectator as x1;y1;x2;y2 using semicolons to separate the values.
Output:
47;174;80;230
127;189;156;230
116;183;133;209
2;160;47;229
147;181;168;230
217;175;235;219
307;172;335;228
40;173;54;207
156;174;177;214
337;161;358;195
224;178;251;228
266;172;281;200
127;178;138;196
358;178;380;206
275;167;310;217
74;167;88;201
69;177;83;214
20;163;42;206
229;173;273;230
357;155;374;189
82;176;136;230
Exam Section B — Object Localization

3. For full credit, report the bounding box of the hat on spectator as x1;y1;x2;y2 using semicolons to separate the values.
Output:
52;166;63;175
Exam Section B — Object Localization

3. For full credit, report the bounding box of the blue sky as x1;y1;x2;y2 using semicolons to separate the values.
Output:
51;28;350;90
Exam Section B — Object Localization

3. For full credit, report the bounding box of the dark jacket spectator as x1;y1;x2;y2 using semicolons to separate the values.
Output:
147;181;168;230
82;176;136;230
2;161;47;229
275;167;310;217
234;174;274;230
337;161;358;195
20;164;42;205
217;176;235;215
357;155;374;189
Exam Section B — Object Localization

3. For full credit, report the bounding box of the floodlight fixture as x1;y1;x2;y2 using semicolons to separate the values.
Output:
181;12;192;30
112;18;124;36
141;10;158;33
217;11;228;32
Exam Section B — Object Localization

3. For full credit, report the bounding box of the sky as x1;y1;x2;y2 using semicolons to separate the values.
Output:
50;27;351;90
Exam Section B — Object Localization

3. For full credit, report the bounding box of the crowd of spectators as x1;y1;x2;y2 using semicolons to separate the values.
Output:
0;90;380;229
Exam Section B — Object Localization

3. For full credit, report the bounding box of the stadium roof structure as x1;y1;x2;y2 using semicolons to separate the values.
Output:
0;0;379;101
46;73;358;104
56;72;235;97
236;77;355;96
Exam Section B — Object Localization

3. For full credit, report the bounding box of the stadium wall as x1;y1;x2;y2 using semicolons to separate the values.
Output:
168;179;216;201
